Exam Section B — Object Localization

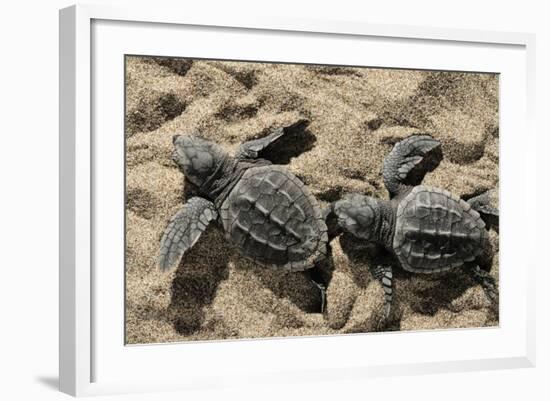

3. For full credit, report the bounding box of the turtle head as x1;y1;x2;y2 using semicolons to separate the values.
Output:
334;194;380;242
172;134;228;187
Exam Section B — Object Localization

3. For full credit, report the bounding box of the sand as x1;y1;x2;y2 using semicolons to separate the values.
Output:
124;56;499;344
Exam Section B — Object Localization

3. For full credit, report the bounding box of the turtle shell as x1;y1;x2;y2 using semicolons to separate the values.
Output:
393;186;487;273
220;165;328;271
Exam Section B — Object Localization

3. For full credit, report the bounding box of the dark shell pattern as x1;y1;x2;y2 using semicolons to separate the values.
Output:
393;186;487;273
220;165;328;271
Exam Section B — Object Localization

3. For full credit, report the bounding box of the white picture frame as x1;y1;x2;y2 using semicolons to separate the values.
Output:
59;4;536;397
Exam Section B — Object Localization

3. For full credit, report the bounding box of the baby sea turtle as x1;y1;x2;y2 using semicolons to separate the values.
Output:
333;135;498;319
158;120;329;309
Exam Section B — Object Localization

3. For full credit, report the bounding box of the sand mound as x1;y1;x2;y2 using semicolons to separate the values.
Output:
125;56;499;344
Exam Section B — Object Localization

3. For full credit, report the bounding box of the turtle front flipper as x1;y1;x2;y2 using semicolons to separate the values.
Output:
236;118;309;159
158;197;218;272
382;135;442;198
370;265;394;320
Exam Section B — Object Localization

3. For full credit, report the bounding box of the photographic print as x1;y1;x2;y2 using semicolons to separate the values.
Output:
124;56;499;344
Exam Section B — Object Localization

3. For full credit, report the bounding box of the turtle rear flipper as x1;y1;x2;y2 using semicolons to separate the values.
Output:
158;197;218;272
469;264;499;312
382;135;442;198
466;190;499;231
236;118;310;159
